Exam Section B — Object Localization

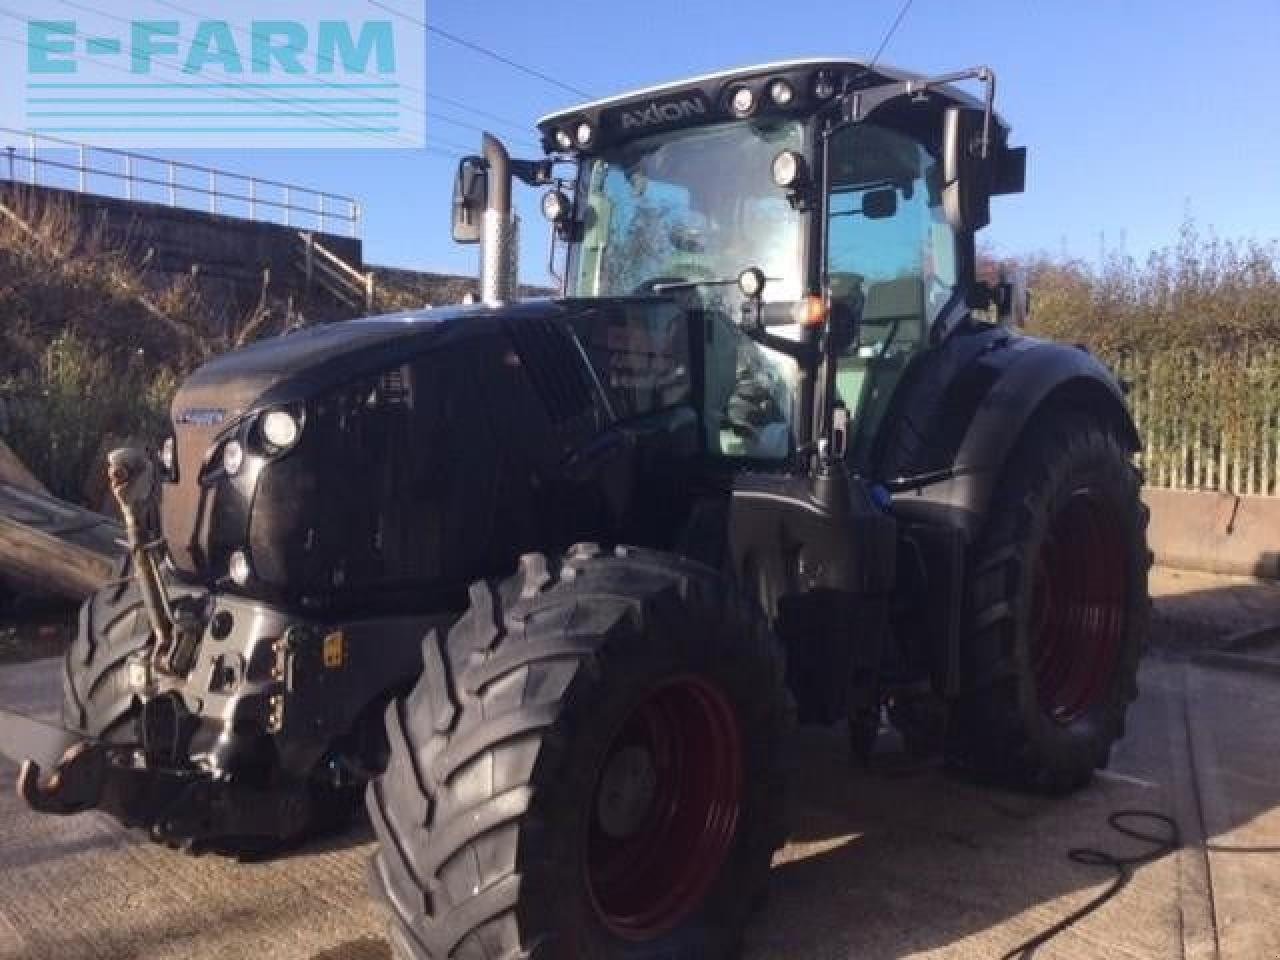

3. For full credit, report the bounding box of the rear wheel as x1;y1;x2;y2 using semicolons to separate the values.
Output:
951;413;1149;792
367;545;793;960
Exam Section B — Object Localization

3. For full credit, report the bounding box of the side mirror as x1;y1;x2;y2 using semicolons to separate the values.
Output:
452;156;487;244
941;106;991;232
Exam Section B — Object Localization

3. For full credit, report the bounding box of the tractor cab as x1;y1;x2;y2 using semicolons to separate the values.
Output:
455;59;1026;474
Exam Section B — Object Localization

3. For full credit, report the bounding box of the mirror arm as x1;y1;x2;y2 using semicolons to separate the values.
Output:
511;158;554;187
837;65;997;158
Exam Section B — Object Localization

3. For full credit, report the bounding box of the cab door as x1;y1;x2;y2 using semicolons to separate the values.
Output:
824;122;960;466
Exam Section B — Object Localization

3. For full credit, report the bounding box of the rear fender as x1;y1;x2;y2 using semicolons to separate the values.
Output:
890;338;1139;540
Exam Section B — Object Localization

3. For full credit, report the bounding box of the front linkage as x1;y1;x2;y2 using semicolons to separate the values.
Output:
1;447;405;850
1;448;307;847
6;704;315;848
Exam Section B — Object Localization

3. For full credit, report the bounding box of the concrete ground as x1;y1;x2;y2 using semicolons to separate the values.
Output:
0;572;1278;960
1150;565;1280;646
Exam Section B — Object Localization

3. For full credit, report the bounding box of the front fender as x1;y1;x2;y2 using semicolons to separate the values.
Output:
890;337;1139;539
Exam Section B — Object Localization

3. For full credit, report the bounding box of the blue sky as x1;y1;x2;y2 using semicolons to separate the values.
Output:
143;0;1280;282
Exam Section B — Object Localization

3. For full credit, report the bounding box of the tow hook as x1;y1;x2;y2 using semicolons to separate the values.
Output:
17;741;108;814
0;706;108;814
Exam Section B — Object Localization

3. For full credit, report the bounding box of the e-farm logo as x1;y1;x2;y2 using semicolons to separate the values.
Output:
1;1;425;148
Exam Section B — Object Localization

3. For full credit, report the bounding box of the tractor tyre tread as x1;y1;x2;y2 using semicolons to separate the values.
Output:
950;412;1149;794
368;546;794;960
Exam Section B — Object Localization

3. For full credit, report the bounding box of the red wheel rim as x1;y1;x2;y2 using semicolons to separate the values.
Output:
585;675;743;941
1031;488;1128;725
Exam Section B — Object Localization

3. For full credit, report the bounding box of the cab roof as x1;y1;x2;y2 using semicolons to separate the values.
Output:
536;58;995;153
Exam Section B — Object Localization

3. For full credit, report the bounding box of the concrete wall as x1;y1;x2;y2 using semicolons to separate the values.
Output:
1144;487;1280;579
1;182;362;281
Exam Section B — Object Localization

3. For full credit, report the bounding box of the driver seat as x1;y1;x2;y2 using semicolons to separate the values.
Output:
835;275;924;416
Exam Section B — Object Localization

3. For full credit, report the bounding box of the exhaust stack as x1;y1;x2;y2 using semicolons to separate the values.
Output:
480;133;519;306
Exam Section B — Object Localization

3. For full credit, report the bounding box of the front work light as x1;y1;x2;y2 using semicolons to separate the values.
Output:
541;189;571;223
553;128;573;150
771;149;808;189
738;267;766;300
768;79;795;107
729;86;756;117
575;122;594;147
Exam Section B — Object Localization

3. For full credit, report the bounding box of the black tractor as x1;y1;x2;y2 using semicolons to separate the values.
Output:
1;59;1147;959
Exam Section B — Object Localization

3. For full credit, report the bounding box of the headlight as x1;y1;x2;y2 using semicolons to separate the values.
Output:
158;435;175;474
260;409;301;452
771;149;808;189
222;439;244;476
541;189;570;223
575;121;594;147
729;86;755;117
768;79;795;107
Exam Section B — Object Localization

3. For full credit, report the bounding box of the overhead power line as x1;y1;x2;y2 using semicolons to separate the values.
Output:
153;0;541;142
62;0;548;146
367;0;595;100
426;93;534;139
147;0;431;114
426;110;539;150
868;0;916;69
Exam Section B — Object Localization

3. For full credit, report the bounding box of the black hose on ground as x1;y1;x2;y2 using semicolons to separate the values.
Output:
999;810;1181;960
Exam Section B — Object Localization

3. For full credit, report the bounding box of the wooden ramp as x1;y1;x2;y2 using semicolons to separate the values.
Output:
0;439;124;602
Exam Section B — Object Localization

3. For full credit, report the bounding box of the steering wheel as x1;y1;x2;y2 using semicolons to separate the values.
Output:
722;377;784;439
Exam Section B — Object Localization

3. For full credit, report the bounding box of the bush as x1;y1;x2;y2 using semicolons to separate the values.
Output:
1015;223;1280;355
993;224;1280;495
2;333;176;502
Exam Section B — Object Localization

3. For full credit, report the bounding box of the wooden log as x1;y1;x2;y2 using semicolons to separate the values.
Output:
0;482;125;601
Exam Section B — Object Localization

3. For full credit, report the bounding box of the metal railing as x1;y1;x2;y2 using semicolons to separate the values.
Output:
0;127;361;238
297;231;376;313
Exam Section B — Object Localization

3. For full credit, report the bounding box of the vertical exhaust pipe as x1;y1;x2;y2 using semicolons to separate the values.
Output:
480;133;519;305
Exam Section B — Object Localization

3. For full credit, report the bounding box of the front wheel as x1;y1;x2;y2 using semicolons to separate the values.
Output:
950;413;1149;793
367;545;793;960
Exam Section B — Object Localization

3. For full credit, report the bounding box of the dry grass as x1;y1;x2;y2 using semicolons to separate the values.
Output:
0;191;218;501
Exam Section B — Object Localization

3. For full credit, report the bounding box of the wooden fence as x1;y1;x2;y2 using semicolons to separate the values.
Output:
1115;349;1280;496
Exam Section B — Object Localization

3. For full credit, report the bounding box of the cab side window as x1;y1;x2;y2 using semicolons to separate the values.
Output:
826;123;958;448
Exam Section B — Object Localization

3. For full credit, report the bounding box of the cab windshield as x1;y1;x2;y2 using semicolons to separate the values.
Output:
568;119;806;302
